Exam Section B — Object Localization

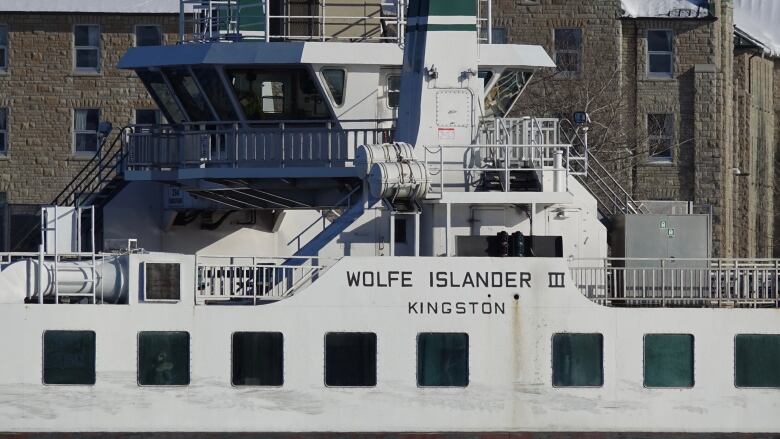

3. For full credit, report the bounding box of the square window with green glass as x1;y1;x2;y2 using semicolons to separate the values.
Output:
325;332;376;387
735;334;780;388
644;334;694;388
232;332;283;386
417;332;469;387
137;331;190;386
43;330;96;385
552;333;603;387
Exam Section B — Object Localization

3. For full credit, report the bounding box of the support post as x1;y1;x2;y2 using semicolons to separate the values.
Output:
445;203;452;257
389;210;395;256
414;211;421;257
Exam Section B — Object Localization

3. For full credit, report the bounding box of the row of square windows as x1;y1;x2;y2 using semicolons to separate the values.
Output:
0;108;161;154
0;24;164;73
40;331;780;388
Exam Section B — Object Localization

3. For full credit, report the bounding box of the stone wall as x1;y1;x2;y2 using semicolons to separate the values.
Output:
774;59;780;257
493;0;777;258
0;12;178;205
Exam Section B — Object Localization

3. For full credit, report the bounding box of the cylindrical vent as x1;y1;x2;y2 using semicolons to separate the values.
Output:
354;142;415;176
367;161;430;201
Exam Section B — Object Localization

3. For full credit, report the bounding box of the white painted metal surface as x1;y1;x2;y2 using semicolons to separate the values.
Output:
0;256;778;432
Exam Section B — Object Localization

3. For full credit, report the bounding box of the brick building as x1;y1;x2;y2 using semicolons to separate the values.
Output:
493;0;780;258
0;1;179;250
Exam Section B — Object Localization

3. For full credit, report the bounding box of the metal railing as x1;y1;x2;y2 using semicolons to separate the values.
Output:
11;128;130;252
560;120;650;217
125;120;394;170
195;255;336;304
179;0;492;44
570;258;780;308
423;143;571;196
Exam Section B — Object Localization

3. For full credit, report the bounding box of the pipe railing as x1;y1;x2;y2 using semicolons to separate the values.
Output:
195;255;338;304
570;258;780;308
423;143;571;196
125;120;394;170
178;0;492;44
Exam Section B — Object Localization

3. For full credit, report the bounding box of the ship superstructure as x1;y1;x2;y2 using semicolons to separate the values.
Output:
0;0;778;436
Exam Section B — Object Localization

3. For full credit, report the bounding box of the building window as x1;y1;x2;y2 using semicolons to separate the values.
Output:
74;24;100;72
735;334;780;388
135;109;162;126
417;333;469;387
135;25;162;47
321;69;346;106
387;75;401;109
43;330;96;385
552;333;603;387
647;113;674;161
137;331;190;386
554;28;582;74
325;332;377;387
644;334;694;388
0;25;8;72
232;332;284;386
74;109;100;153
491;27;508;44
648;30;673;77
0;108;6;154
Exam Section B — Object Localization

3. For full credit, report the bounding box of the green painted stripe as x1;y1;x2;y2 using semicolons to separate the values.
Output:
426;24;477;31
429;0;476;16
408;0;476;18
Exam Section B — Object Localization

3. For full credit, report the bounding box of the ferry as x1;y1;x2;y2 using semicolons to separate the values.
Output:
0;0;778;436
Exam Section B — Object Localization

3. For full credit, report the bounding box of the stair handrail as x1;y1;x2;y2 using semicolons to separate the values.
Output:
558;119;649;216
10;127;131;251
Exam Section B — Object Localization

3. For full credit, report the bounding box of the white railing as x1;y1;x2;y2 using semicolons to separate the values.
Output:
570;258;780;308
179;0;492;44
126;121;393;170
423;143;572;196
195;255;337;304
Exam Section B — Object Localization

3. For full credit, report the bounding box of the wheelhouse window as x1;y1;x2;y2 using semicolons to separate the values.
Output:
74;24;100;72
137;70;186;124
164;67;214;121
735;334;780;388
387;75;401;109
647;113;674;161
74;109;99;153
135;25;162;47
644;334;694;388
554;28;582;74
325;332;377;387
417;333;469;387
0;108;6;154
321;69;346;106
192;67;238;121
232;332;283;386
226;68;329;120
0;25;8;72
552;333;603;387
43;330;96;385
648;30;673;77
137;331;190;386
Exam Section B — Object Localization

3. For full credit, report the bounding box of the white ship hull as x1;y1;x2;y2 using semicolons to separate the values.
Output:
0;256;777;434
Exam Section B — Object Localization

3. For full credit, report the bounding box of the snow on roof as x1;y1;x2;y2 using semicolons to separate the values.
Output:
734;0;780;57
0;0;182;13
621;0;711;19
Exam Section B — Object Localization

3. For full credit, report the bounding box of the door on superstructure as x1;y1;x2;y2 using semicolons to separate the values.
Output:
377;68;401;132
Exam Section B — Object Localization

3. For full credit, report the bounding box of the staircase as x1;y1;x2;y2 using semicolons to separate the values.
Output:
560;120;650;219
12;127;130;251
286;185;379;264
